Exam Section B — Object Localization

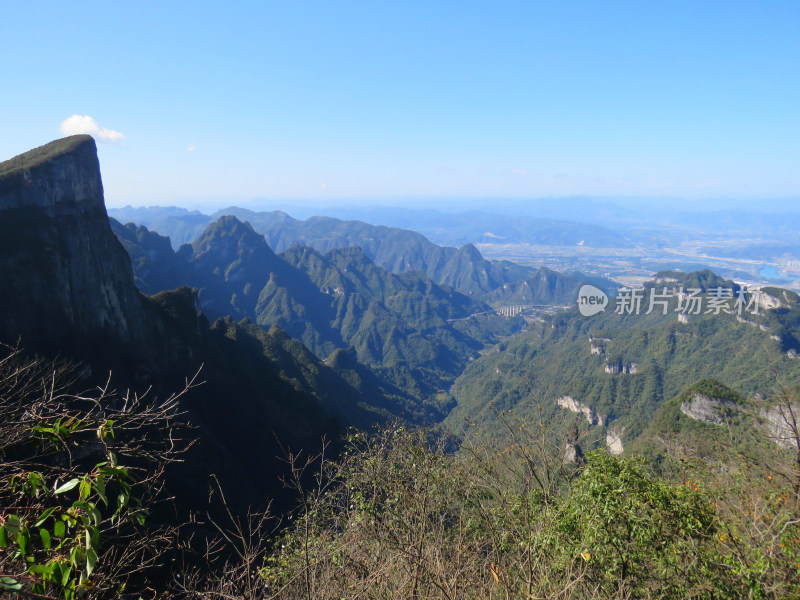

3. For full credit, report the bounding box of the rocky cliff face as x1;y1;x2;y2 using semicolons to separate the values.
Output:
680;393;741;425
556;395;602;425
605;425;625;455
0;136;163;368
761;403;800;448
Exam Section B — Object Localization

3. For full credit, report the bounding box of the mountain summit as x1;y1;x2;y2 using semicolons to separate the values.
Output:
0;135;163;369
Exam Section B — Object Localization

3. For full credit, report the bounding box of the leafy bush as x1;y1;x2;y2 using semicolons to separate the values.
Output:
0;345;193;598
215;423;753;600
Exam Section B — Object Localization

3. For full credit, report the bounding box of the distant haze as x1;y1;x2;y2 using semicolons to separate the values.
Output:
2;3;798;205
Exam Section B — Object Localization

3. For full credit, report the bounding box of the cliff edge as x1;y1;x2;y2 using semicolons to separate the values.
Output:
0;136;164;369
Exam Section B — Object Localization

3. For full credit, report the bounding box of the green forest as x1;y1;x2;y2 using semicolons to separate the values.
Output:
2;350;799;599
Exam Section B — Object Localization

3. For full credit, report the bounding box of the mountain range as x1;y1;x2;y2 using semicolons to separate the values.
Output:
109;205;613;299
0;136;430;516
448;269;800;456
110;215;524;418
5;135;799;514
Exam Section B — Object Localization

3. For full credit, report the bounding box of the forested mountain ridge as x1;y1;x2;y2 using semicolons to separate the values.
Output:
627;378;793;462
111;215;524;415
448;269;800;454
110;206;544;297
484;266;606;306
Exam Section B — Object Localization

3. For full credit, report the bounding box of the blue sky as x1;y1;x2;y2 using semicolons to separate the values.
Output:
1;1;798;207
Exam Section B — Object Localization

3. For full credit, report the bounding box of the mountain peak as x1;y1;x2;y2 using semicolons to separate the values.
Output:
0;135;95;177
193;215;272;254
0;137;162;369
458;242;483;259
0;135;103;214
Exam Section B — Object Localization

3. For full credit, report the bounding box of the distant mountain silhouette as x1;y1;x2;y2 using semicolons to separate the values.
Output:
109;206;615;303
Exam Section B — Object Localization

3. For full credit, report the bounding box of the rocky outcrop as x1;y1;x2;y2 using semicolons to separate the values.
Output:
680;393;741;425
760;404;800;449
678;384;798;450
605;359;638;374
557;395;601;425
605;361;622;374
737;315;771;332
606;425;625;455
0;136;169;371
563;442;581;464
760;292;783;310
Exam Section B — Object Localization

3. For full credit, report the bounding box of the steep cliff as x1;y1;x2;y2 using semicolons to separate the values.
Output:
0;136;163;372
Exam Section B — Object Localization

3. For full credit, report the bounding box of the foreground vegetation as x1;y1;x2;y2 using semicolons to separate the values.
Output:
1;347;799;599
242;419;800;600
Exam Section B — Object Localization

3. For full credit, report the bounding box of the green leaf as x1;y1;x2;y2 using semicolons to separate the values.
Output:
0;525;8;548
0;576;22;592
79;479;91;501
88;504;101;527
53;520;65;539
29;563;55;577
85;548;98;577
61;564;73;587
39;528;51;550
54;478;80;494
51;562;63;585
17;527;31;555
69;544;80;569
34;507;57;527
94;478;107;505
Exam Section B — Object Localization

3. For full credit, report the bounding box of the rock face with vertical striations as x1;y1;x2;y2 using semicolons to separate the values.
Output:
0;135;165;370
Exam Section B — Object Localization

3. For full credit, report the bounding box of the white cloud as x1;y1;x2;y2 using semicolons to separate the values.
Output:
60;114;124;143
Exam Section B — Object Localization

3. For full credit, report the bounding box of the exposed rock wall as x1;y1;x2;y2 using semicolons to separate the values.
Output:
680;393;740;425
557;395;601;425
0;136;168;372
760;404;800;449
606;426;625;455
